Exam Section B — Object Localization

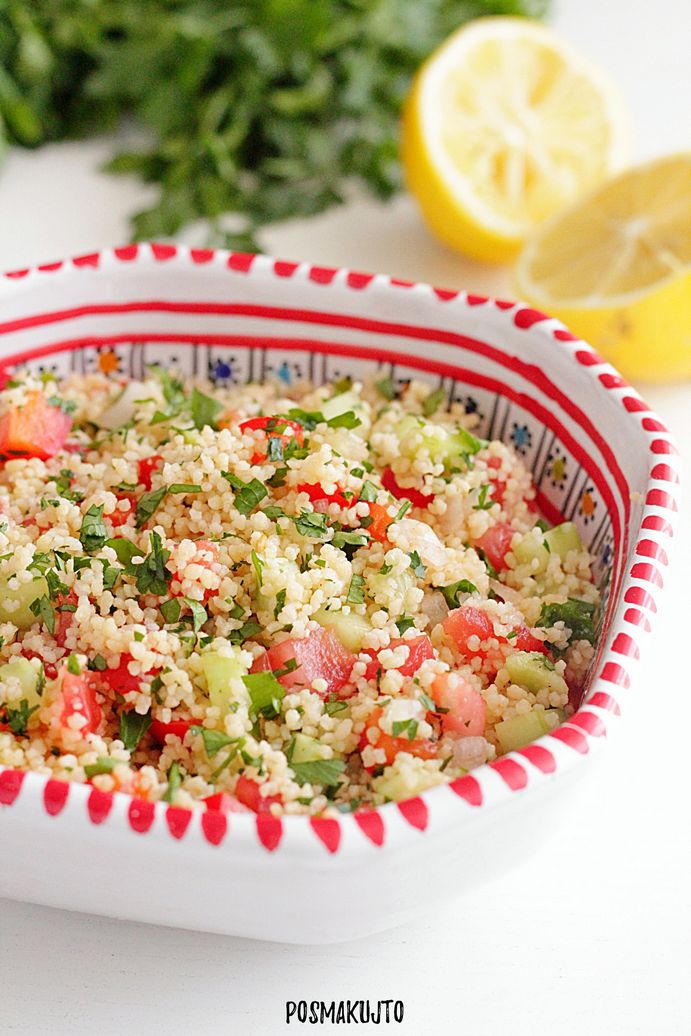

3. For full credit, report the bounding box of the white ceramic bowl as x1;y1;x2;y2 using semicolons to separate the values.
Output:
0;245;679;943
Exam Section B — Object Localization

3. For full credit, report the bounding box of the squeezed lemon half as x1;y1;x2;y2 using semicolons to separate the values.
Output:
515;153;691;382
402;17;629;262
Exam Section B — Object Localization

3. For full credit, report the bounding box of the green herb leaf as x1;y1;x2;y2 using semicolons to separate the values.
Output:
79;504;108;552
294;510;329;538
119;709;152;752
29;595;55;634
242;671;285;720
190;725;239;757
168;483;202;494
396;615;415;636
84;757;122;779
250;549;264;588
392;718;419;741
375;377;397;401
422;387;445;417
327;410;361;429
2;699;39;736
331;529;369;550
359;480;377;502
106;537;145;564
408;550;426;578
185;598;208;632
438;579;479;608
537;598;596;643
221;472;268;515
190;387;223;430
346;573;365;604
290;757;346;788
473;484;494;510
163;761;182;803
135;486;168;528
274;588;286;619
124;531;171;596
160;597;182;624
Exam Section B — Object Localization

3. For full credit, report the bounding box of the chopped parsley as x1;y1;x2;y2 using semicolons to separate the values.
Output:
2;699;39;736
289;756;346;788
324;697;348;716
395;615;415;636
79;504;108;552
346;573;366;604
250;549;264;588
359;480;377;503
83;757;122;778
221;472;268;515
135;486;168;528
408;550;425;578
394;500;412;521
422;387;445;417
327;410;361;429
293;510;329;538
243;671;285;720
274;588;286;619
392;718;418;741
331;529;369;550
124;531;171;596
163;761;182;803
191;726;239;757
438;579;479;609
375;376;397;401
190;387;224;430
537;599;596;643
473;484;494;510
106;536;144;564
119;709;152;752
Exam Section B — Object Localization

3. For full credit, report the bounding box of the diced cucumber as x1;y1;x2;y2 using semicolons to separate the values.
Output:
544;521;583;560
0;657;42;710
495;709;561;753
512;532;549;574
395;416;481;471
321;390;362;422
368;568;414;607
505;651;569;697
202;650;247;714
314;607;371;651
0;576;48;629
288;733;323;764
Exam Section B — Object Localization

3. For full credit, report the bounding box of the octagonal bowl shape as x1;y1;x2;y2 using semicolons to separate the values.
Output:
0;245;679;943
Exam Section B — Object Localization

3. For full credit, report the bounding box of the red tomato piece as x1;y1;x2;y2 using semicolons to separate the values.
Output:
362;635;434;682
474;522;515;571
381;467;432;509
239;416;304;464
150;716;192;744
250;628;355;698
234;774;281;814
0;392;72;461
358;706;437;770
430;673;486;737
137;454;163;491
99;654;160;697
60;669;102;734
514;626;551;656
169;540;220;603
21;649;57;681
54;590;79;648
203;791;250;814
443;605;495;659
297;482;354;510
108;494;136;527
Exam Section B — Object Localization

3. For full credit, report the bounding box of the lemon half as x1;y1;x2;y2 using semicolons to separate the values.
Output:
402;17;629;263
515;154;691;382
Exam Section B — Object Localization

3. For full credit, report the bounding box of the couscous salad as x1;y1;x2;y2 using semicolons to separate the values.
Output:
0;368;599;816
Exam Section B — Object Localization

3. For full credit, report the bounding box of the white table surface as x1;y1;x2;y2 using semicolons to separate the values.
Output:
1;2;689;1033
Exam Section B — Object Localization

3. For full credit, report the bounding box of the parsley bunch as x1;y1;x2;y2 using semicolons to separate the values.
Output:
0;0;546;249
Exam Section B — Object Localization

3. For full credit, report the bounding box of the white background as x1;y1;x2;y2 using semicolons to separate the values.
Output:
1;1;689;1033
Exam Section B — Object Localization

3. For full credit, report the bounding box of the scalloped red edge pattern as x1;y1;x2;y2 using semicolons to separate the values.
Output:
0;245;677;852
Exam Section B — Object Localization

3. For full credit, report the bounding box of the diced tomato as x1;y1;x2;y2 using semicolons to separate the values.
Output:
367;502;394;543
485;457;507;506
21;649;57;681
54;590;79;648
362;634;434;683
60;669;102;735
234;774;281;814
137;455;163;491
239;416;304;464
0;391;72;461
474;522;515;571
203;791;250;814
297;482;354;510
169;540;220;603
381;467;432;509
150;716;192;744
430;673;486;737
108;493;136;527
358;706;437;770
98;654;160;697
250;628;355;698
443;605;494;656
514;626;551;656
